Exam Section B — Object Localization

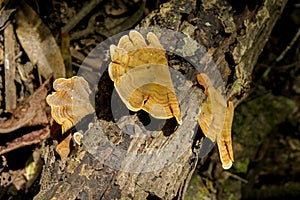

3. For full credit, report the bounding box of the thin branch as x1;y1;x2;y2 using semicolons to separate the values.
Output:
61;0;104;34
276;28;300;62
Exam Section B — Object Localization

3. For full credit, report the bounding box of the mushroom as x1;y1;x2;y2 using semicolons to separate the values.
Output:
109;30;182;124
197;73;234;169
46;76;94;133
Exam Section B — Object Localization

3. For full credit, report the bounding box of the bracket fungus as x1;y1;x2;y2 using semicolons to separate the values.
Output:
109;30;182;124
197;73;234;169
46;76;95;133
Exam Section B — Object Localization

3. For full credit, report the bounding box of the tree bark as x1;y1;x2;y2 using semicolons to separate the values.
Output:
34;0;288;199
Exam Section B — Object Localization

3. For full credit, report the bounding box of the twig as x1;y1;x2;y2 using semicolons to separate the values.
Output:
4;23;16;111
224;171;248;183
276;27;300;62
61;0;104;34
70;14;97;40
70;1;145;40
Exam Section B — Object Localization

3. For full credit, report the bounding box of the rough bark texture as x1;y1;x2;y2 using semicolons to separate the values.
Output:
34;0;288;199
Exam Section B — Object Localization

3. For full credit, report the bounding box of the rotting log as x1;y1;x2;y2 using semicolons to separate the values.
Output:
34;0;288;199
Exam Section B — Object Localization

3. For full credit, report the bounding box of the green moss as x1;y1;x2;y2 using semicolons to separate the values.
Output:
222;178;242;200
233;91;296;147
232;88;297;168
234;158;250;173
185;173;215;200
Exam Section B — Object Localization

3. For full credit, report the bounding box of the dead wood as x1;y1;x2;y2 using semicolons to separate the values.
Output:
34;0;288;199
0;82;48;134
4;23;17;111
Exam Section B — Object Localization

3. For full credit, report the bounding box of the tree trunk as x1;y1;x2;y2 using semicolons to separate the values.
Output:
34;0;288;199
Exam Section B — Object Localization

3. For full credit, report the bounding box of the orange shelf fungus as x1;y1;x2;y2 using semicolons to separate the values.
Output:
197;73;234;169
46;76;94;133
109;31;182;124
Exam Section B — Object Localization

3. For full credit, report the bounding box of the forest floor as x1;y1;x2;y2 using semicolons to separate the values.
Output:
0;0;299;199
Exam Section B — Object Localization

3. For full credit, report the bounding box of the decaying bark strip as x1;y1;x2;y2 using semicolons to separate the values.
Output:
35;0;288;199
4;23;17;111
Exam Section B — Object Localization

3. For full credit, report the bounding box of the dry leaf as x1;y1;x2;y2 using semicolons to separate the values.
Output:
0;126;50;155
55;134;73;161
0;83;48;134
197;73;234;169
3;169;26;191
15;1;65;79
0;8;15;31
109;30;182;124
46;76;94;133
